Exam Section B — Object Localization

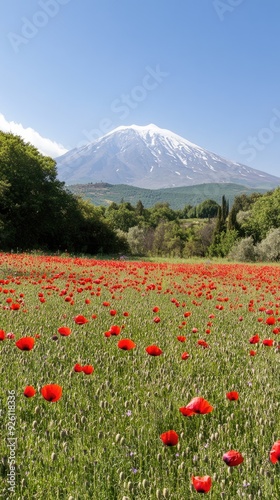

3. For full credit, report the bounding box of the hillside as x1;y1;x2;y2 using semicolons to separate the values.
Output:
67;182;268;210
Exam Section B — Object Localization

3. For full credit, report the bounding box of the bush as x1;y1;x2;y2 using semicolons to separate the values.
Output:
228;236;256;262
255;227;280;261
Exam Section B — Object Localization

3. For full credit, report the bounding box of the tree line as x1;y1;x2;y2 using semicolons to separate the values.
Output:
1;131;279;260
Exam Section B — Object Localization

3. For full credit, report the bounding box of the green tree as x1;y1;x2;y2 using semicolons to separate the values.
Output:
0;132;127;254
135;200;144;216
105;205;138;232
242;187;280;241
0;132;68;249
148;202;177;227
196;199;219;219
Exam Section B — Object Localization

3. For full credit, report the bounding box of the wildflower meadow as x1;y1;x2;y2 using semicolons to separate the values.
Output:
0;252;279;499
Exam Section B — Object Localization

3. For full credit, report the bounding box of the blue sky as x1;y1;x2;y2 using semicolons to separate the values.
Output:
1;0;280;177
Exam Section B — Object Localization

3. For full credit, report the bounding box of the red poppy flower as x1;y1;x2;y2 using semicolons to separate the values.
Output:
184;311;191;317
223;450;244;466
74;363;83;372
153;306;160;313
153;316;161;323
197;340;209;348
226;391;239;401
192;327;198;333
266;317;276;325
160;430;179;446
74;315;88;325
145;345;163;356
102;301;110;307
250;350;257;356
110;309;117;316
10;303;20;310
263;339;274;346
191;475;212;494
58;326;71;337
15;337;35;351
109;325;121;336
265;308;274;315
180;397;214;416
181;352;190;360
123;311;129;317
104;331;111;338
41;384;62;402
249;334;260;344
118;339;136;350
82;365;94;375
177;336;186;342
270;440;280;464
0;329;6;341
24;386;36;398
6;332;15;339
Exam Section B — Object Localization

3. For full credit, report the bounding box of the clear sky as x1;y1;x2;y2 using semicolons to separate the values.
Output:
1;0;280;177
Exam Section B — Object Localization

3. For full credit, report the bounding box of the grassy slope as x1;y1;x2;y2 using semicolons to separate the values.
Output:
67;182;267;210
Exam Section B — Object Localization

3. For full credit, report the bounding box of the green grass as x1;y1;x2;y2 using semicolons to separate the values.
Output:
0;253;280;499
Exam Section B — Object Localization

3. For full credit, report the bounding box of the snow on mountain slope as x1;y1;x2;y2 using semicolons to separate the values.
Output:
55;124;280;189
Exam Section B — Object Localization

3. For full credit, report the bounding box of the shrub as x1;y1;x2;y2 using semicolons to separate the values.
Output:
255;227;280;261
228;236;256;262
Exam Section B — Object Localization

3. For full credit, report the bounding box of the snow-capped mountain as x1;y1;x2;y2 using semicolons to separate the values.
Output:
55;124;280;189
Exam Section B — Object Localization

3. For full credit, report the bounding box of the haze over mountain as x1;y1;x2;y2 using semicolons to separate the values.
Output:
56;124;280;189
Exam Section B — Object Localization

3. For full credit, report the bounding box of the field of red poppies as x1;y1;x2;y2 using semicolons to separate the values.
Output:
0;252;279;499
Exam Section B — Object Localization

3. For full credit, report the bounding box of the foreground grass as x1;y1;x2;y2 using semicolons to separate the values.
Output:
0;253;279;499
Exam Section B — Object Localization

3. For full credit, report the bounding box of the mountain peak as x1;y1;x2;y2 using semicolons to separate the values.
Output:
102;123;204;152
56;124;280;190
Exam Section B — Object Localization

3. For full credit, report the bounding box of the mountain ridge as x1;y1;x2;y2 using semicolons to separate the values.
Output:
67;182;268;211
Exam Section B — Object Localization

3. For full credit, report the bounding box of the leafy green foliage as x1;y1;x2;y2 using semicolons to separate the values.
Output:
0;132;127;254
196;199;219;219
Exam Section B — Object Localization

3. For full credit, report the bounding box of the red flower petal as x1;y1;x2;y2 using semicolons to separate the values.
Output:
82;365;94;375
226;391;239;401
58;326;71;336
223;450;244;466
160;430;179;446
191;475;212;493
118;339;136;350
15;337;35;351
180;397;214;415
145;345;163;356
74;315;88;325
24;386;36;398
41;384;62;402
270;440;280;464
74;363;83;372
